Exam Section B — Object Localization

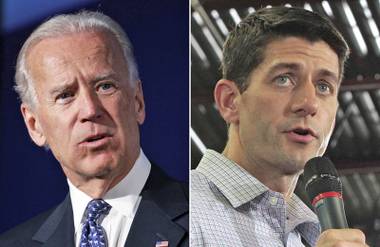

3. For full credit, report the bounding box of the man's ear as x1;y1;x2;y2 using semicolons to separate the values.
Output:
134;80;145;125
214;79;240;124
20;103;46;146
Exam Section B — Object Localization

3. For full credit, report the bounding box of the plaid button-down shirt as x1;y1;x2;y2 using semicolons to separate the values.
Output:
191;150;321;247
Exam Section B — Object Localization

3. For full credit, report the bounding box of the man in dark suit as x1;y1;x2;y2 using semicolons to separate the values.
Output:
0;11;188;247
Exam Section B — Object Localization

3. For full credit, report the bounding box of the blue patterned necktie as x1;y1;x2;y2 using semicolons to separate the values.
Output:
79;199;112;247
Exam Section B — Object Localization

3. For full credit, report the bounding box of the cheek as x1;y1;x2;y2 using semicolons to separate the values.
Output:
241;96;279;140
112;96;139;139
116;97;134;126
316;108;337;155
322;102;337;134
40;112;74;146
323;112;336;143
249;95;283;127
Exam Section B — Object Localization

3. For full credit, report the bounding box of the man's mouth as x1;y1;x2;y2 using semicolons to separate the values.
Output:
80;133;113;147
293;128;311;136
84;134;108;142
286;127;317;143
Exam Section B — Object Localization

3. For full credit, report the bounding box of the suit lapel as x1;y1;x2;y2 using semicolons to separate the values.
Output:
125;165;188;247
32;195;74;247
28;165;188;247
125;199;186;247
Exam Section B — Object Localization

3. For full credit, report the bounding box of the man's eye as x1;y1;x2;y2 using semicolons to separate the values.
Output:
56;92;74;103
316;82;333;95
97;82;116;94
273;75;292;86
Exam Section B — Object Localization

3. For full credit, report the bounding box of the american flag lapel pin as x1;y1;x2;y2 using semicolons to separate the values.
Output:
155;240;169;247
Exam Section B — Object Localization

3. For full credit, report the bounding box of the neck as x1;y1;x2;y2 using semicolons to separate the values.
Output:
63;150;140;198
65;167;131;198
223;126;300;201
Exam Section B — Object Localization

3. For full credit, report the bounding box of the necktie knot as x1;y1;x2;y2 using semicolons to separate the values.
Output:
80;199;111;247
85;199;111;223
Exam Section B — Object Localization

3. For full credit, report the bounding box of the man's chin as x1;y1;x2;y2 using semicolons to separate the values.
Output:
279;152;316;175
78;156;116;179
78;166;113;180
283;143;320;163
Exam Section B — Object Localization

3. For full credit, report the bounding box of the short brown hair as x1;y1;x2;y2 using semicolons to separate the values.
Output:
222;7;350;91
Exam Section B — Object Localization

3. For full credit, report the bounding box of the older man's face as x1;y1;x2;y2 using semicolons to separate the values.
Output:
23;31;145;184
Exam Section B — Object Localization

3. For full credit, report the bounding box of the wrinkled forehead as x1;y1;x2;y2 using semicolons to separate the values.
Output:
26;31;120;63
25;31;127;83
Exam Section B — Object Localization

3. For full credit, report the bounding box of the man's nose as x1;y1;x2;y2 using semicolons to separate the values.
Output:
79;90;103;122
290;81;319;117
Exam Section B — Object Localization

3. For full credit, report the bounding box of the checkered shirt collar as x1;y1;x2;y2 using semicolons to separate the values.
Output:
196;149;319;219
196;150;321;245
196;149;270;208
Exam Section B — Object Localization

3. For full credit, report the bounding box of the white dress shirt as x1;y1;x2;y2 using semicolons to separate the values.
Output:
68;149;151;247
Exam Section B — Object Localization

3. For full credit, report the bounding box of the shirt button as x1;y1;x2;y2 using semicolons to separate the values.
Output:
270;197;278;205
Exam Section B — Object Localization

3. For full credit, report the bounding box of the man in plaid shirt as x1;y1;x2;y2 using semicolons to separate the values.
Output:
191;6;368;247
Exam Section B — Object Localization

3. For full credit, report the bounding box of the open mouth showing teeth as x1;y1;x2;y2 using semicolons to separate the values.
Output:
293;129;310;136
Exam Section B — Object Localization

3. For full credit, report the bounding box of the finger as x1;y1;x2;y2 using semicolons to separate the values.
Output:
329;241;369;247
318;229;366;243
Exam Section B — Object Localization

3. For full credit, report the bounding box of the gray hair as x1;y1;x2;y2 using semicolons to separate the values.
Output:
14;10;139;108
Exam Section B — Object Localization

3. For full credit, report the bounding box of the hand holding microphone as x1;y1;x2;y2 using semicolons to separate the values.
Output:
304;157;368;247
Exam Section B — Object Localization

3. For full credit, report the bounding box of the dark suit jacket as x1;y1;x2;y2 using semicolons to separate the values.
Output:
0;165;189;247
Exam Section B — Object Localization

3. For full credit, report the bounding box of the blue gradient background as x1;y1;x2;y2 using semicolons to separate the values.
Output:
0;0;189;233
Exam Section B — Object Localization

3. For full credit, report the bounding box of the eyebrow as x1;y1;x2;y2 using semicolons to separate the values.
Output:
267;62;339;84
90;72;117;84
48;82;76;96
48;72;117;95
317;69;339;85
266;62;301;75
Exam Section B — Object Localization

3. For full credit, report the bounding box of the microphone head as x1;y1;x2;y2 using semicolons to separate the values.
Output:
303;156;342;202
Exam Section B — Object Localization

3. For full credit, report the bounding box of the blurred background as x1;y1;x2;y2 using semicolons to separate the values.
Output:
0;0;188;234
191;0;380;245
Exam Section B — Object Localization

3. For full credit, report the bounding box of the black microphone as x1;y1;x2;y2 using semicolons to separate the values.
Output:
303;156;348;231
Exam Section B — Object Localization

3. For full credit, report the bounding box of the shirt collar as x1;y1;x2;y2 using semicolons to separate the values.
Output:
68;148;151;233
288;194;319;226
197;149;320;245
288;194;320;245
197;149;319;219
196;149;269;208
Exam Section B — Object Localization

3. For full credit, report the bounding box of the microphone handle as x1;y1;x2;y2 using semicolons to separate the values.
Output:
314;197;348;231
